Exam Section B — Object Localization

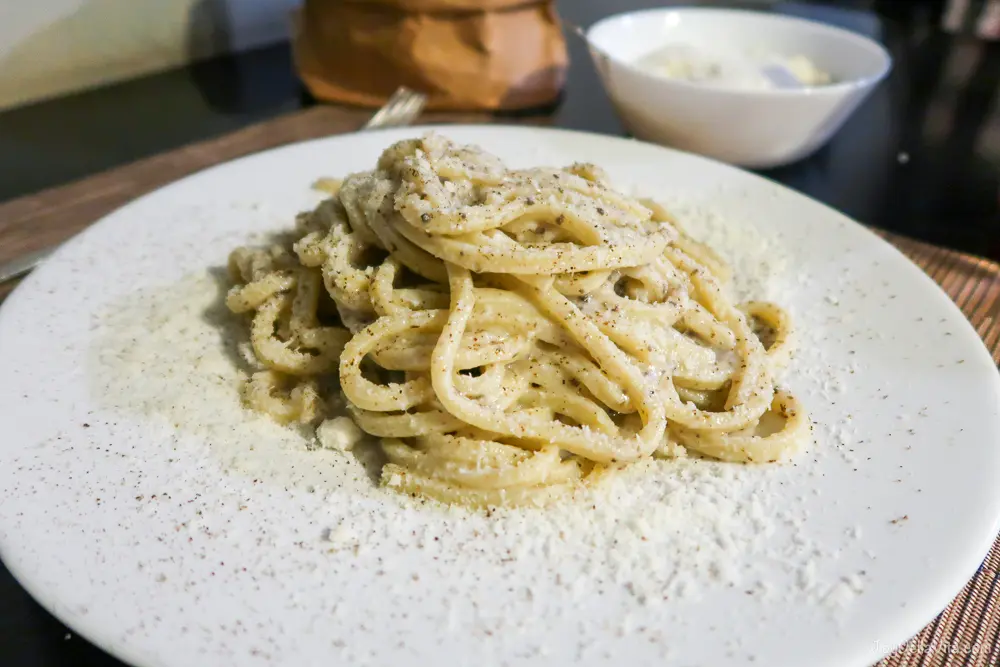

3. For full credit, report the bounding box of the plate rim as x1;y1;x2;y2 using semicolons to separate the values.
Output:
1;124;998;667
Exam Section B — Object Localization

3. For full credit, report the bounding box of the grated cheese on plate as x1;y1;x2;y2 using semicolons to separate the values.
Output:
88;197;868;659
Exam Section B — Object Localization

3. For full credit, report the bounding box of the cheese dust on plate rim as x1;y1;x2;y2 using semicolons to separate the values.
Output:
0;126;997;667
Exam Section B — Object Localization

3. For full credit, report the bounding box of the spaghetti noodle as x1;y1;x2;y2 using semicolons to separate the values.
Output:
226;134;807;507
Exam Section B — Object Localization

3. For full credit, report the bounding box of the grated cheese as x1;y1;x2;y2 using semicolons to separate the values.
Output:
317;417;364;453
87;197;869;660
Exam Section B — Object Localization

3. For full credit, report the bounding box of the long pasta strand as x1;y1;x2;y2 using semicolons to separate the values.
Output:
226;133;806;506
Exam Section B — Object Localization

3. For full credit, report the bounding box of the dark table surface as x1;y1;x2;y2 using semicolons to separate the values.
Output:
1;0;999;665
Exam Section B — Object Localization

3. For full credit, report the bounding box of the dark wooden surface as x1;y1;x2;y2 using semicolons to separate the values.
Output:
0;107;540;301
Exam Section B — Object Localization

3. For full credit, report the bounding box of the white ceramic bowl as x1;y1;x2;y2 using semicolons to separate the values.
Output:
586;8;892;168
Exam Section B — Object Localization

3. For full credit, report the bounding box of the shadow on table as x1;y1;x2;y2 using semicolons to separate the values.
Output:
0;561;128;667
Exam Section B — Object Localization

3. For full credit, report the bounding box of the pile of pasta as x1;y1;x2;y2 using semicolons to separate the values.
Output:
226;134;807;507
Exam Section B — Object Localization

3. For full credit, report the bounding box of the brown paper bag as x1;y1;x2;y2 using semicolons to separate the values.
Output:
293;0;569;111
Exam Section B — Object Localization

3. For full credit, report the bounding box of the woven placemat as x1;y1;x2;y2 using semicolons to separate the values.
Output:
872;233;1000;667
0;107;998;666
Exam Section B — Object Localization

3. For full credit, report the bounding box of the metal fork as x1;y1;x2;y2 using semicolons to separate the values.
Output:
0;86;428;285
363;86;427;129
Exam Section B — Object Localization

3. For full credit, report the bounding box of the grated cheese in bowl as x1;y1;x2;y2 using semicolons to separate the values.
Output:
635;42;833;90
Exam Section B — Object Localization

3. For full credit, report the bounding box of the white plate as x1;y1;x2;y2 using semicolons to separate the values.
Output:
1;126;998;667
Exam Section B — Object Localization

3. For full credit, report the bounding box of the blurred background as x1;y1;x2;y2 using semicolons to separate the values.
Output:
2;1;866;110
0;0;994;111
4;0;996;258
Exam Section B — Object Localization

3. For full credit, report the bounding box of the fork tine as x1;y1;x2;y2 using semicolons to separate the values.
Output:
395;95;422;124
400;92;427;124
382;99;407;127
381;95;415;128
364;88;405;129
410;92;427;115
364;87;426;130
